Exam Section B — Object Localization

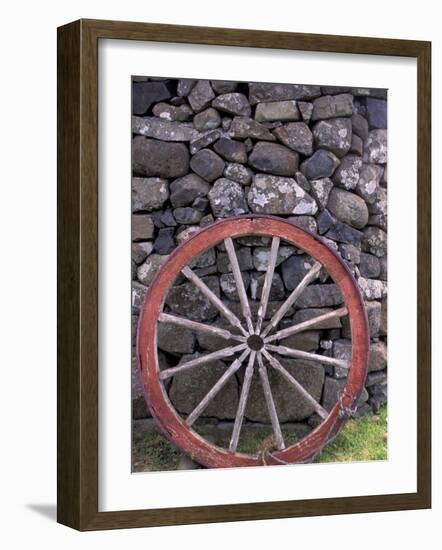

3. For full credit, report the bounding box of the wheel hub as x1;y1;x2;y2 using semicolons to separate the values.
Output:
247;334;264;351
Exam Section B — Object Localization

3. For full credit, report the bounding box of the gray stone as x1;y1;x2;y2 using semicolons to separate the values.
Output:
132;177;169;212
351;113;369;141
339;243;360;264
327;187;369;229
313;118;352;158
249;82;321;104
293;307;343;329
325;219;363;246
217;247;253;273
350;134;364;156
380;298;387;336
132;281;148;313
137;254;168;286
189;129;222;154
170;173;210;207
212;92;251;116
342;300;381;338
190;149;225;182
196;319;240;351
157;322;195;354
248;142;299;176
253;245;295;271
273;122;314;156
280;254;316;291
366;98;387;129
152;101;193;121
379;256;388;281
175;225;200;244
213;137;247;163
359;252;381;278
160;209;177;226
356;164;383;204
361;226;387;257
211;80;238;94
188;80;215;112
223;162;253;185
153;227;175;255
228;116;276;141
132;81;171;114
296;284;344;308
173;207;204;225
237;236;271;247
132;136;189;178
248;174;318;215
280;330;320;352
169;355;239;419
224;299;294;321
208;178;248;217
220;272;250;301
166;276;220;321
323;376;347;410
192;196;209;211
311;94;353;121
132;214;154;240
193;107;221;132
221;117;232;130
310;178;333;210
288;216;318;234
321;86;351;95
317;209;336;234
332;155;363;190
245;357;324;422
132;241;153;264
366;370;387;387
300;149;340;179
132;357;150;419
255;100;300;122
368;341;388;372
132;116;194;141
357;277;387;300
295;171;311;191
189;246;216;269
368;384;388;412
298;101;313;123
363;130;388;164
177;79;196;97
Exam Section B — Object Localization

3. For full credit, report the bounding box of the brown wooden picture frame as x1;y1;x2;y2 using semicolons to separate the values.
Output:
57;18;431;531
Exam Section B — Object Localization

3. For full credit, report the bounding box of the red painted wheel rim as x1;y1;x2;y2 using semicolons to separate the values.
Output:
137;215;370;468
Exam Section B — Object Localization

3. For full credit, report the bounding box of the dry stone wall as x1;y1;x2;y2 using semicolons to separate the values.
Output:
131;77;388;429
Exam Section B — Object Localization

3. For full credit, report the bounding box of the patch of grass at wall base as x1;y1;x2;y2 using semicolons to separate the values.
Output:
132;406;387;472
316;406;388;463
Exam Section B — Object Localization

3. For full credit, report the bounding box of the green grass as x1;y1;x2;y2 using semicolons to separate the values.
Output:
316;406;388;463
132;406;387;472
132;431;181;472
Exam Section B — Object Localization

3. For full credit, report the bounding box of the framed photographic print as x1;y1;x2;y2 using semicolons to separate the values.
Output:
57;19;431;530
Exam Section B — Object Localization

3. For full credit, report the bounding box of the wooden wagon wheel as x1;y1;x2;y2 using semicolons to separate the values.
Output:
137;215;370;468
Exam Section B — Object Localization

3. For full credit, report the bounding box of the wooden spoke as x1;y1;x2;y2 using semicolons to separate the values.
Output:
224;237;254;334
261;262;322;338
266;344;349;369
265;306;348;343
255;237;280;334
182;266;249;337
257;353;285;450
158;313;246;342
229;352;256;453
262;349;328;419
185;349;251;427
159;343;247;380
